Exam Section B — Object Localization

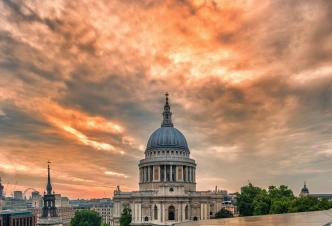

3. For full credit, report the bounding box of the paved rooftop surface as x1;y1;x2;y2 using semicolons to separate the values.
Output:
177;210;332;226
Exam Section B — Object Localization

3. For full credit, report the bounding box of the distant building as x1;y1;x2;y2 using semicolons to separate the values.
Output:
0;178;4;210
91;200;113;226
60;198;70;208
13;191;23;200
0;177;4;200
2;197;27;210
37;162;63;226
0;210;37;226
32;207;74;226
70;198;112;209
30;192;42;208
299;182;310;197
299;182;332;201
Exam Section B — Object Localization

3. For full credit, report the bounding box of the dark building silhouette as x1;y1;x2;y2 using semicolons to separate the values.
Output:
0;177;4;200
299;182;309;197
0;210;36;226
37;162;62;226
41;163;58;218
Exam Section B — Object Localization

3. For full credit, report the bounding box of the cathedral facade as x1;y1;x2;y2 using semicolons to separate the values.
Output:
112;94;228;226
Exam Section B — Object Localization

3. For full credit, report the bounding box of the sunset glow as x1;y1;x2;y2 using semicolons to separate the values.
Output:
1;0;332;199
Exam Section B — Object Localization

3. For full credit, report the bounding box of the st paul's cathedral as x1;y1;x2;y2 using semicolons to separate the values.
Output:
112;94;230;226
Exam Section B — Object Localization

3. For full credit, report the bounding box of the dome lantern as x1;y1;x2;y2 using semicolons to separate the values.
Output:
161;92;173;127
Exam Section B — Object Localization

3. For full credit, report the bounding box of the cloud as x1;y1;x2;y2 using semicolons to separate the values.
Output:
0;0;332;197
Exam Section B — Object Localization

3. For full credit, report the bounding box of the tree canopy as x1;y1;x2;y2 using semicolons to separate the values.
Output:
215;208;233;218
119;207;132;226
70;209;102;226
236;183;331;216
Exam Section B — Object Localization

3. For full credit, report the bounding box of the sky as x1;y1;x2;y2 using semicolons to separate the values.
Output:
0;0;332;199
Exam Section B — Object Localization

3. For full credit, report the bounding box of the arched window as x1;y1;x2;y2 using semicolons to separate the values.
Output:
154;205;158;220
185;205;189;220
168;205;175;221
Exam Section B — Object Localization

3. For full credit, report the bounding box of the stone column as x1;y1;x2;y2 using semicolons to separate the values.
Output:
188;167;191;182
185;166;188;182
193;168;196;182
178;203;182;222
188;166;191;182
164;165;167;182
170;164;173;181
148;166;151;182
162;203;166;222
175;165;178;181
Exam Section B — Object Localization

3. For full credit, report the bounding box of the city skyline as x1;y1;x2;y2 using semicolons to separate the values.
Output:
1;0;332;199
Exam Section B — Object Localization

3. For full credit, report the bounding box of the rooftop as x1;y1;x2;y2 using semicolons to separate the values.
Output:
176;210;332;226
0;210;34;217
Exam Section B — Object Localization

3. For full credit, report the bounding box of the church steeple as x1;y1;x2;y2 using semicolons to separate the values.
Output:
46;161;53;195
161;93;173;127
41;161;59;219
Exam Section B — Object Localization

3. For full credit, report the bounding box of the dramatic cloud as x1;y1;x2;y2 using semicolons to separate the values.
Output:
0;0;332;198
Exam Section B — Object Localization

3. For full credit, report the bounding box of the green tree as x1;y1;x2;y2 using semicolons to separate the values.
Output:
253;190;271;215
289;196;321;212
270;198;292;214
70;209;101;226
236;183;263;216
268;185;294;200
237;183;331;216
318;198;332;210
268;185;294;214
119;207;132;226
215;208;233;218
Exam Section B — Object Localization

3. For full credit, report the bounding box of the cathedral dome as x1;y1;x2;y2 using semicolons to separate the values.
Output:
146;93;189;152
146;127;188;151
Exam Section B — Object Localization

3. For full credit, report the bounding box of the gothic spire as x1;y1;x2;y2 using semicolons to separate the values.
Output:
161;93;173;127
46;161;53;195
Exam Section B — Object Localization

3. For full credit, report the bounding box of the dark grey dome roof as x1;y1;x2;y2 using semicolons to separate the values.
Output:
146;127;189;151
146;93;189;152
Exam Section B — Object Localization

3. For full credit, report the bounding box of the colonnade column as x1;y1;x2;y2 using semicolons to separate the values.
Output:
193;167;196;182
143;167;145;182
164;165;167;181
190;167;192;182
145;167;148;182
148;167;150;182
185;166;188;182
170;164;173;181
